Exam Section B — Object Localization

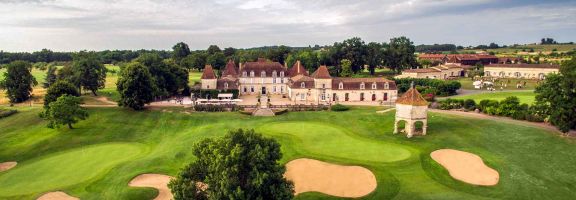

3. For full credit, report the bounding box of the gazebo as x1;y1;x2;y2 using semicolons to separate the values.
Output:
393;85;429;138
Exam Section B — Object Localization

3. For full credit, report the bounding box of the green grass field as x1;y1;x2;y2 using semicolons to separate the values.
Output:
451;90;536;105
1;106;575;199
456;78;541;91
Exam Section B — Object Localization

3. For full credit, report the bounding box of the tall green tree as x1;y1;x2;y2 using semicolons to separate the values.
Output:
43;94;88;129
535;57;576;133
340;59;353;77
1;61;37;103
117;62;155;110
365;42;386;75
172;42;191;63
135;53;188;97
207;52;226;71
267;45;291;64
43;65;58;88
73;52;106;95
206;45;222;55
385;36;417;73
223;47;236;58
44;80;80;107
169;129;294;200
182;52;207;71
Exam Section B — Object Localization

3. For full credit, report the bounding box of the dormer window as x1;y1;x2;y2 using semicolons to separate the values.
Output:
261;71;266;77
250;71;255;77
384;82;389;89
372;82;377;89
272;71;277;77
338;82;343;89
360;82;365;90
301;82;306;88
280;71;285;78
224;82;229;89
243;71;247;77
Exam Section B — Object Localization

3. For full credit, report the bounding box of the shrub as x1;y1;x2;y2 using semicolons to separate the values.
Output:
194;104;238;112
437;98;464;110
331;104;350;112
394;78;461;97
463;99;476;110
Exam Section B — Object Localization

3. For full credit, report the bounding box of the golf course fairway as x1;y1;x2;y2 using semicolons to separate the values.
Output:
0;143;145;196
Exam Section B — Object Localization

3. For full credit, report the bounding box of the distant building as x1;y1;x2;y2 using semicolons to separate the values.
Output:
483;64;560;79
396;64;463;79
201;58;398;104
418;54;499;65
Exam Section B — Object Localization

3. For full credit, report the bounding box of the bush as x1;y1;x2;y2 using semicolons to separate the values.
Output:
394;78;461;97
463;99;476;110
0;109;17;119
437;98;464;110
194;104;238;112
331;104;350;112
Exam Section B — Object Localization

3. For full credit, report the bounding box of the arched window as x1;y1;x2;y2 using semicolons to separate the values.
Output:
301;82;306;88
261;71;266;77
243;71;247;77
384;82;389;90
360;82;365;90
250;71;255;77
339;82;343;89
371;82;377;89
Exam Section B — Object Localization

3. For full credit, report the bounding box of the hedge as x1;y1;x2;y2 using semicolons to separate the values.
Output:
331;104;350;112
394;78;461;97
191;89;239;99
437;96;545;122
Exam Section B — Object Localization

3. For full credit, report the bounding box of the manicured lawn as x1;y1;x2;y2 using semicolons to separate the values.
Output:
457;78;541;90
188;70;202;86
451;90;536;105
0;143;145;196
0;106;575;199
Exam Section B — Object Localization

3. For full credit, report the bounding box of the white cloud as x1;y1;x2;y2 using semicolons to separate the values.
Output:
0;0;574;51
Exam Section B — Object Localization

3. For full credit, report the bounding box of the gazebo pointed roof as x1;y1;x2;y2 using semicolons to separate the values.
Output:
288;60;308;77
396;85;428;106
222;60;238;77
201;65;217;79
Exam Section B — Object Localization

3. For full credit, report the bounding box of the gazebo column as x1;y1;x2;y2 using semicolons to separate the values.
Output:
393;120;399;134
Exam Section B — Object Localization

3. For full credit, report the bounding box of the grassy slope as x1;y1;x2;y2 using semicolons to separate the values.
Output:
451;91;536;105
0;107;575;199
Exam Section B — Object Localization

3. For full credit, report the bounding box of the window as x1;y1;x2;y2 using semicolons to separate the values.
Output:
243;87;247;93
371;82;377;89
261;71;266;77
250;86;254;93
321;93;326;100
360;82;365;90
281;86;284;93
383;93;388;101
273;86;277;93
250;71;255;77
243;71;247;77
339;82;343;89
273;78;276;83
322;84;325;89
280;71;285;77
272;71;277;77
300;93;305;100
224;82;228;89
301;82;306;88
281;78;284;83
384;83;389;89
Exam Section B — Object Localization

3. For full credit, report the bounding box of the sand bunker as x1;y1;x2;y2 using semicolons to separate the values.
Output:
0;161;17;172
284;158;377;198
129;174;174;200
431;149;499;186
36;191;79;200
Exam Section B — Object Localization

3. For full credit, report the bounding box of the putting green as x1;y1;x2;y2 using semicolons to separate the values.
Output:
0;143;145;196
259;122;412;163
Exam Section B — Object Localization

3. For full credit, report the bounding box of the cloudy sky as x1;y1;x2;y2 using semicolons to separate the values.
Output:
1;0;575;52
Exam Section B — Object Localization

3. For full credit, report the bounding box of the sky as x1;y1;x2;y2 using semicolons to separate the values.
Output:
1;0;575;52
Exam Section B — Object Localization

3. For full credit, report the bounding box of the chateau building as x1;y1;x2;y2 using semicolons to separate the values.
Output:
201;58;398;104
397;64;464;79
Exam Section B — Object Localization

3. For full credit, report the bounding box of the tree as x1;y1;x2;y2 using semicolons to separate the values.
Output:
57;65;80;87
43;94;88;129
365;42;385;75
207;45;222;55
223;47;236;58
43;65;58;88
73;52;106;95
267;45;291;64
207;52;226;71
340;59;353;77
385;36;418;73
182;52;207;71
1;61;37;103
117;62;156;110
44;80;80;107
169;129;294;200
135;53;188;97
172;42;191;63
535;57;576;133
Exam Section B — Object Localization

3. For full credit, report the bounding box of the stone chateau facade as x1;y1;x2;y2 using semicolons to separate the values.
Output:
201;58;398;104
